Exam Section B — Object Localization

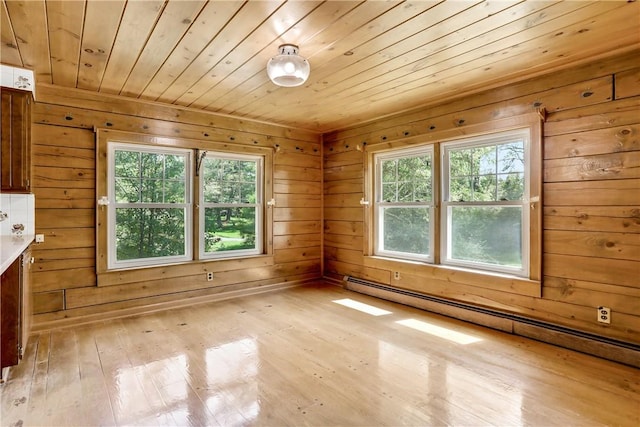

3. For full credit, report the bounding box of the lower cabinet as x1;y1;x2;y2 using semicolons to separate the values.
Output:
1;248;31;378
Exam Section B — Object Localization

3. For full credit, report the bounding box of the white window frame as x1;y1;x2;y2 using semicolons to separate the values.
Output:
373;145;435;262
107;142;193;270
199;151;264;259
441;129;530;277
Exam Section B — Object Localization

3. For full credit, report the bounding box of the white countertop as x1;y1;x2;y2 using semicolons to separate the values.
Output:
0;234;34;274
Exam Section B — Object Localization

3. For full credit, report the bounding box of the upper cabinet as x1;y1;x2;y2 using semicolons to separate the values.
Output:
1;87;32;193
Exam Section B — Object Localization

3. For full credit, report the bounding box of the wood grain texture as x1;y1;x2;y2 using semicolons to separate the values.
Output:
323;52;640;345
4;284;639;426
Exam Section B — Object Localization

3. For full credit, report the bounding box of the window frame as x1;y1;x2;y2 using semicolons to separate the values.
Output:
440;129;531;277
107;142;194;270
373;145;435;262
363;112;543;286
199;151;264;259
96;129;275;283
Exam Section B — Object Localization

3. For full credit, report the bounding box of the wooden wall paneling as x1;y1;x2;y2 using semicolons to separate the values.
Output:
31;124;95;148
323;220;362;237
273;247;322;264
543;277;640;316
33;247;95;272
32;267;96;293
543;230;640;262
274;221;321;236
543;206;640;234
0;1;21;65
46;0;84;87
324;193;362;208
275;193;322;208
33;166;95;189
119;0;207;97
33;98;320;149
544;254;639;288
324;260;390;286
273;164;322;182
32;145;95;169
34;188;95;209
66;260;319;309
273;234;320;250
32;290;65;314
615;68;640;99
544;179;640;206
544;151;640;182
544;124;639;160
4;0;51;83
36;209;94;229
36;84;319;143
323;233;363;251
273;207;321;222
545;97;640;136
76;0;125;91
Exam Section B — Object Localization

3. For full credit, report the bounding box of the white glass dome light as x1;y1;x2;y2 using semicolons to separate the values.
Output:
267;44;310;87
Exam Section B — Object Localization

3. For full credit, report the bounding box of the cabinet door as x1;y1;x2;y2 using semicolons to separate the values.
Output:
0;257;21;369
1;87;32;192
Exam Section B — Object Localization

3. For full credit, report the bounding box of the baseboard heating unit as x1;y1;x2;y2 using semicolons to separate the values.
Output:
342;276;640;368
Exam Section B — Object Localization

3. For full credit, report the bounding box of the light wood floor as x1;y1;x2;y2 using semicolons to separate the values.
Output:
1;282;638;427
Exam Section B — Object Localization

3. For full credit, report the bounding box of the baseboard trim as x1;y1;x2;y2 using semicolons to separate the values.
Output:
338;276;640;368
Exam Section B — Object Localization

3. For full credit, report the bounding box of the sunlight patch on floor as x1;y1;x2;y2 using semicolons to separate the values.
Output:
332;298;393;316
396;318;482;344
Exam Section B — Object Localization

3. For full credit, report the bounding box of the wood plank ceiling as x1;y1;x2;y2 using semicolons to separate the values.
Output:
2;0;639;133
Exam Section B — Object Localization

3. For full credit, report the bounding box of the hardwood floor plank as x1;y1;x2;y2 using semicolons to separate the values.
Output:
1;283;638;426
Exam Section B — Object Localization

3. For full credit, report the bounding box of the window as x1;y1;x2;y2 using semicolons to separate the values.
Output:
200;152;263;258
369;119;540;280
442;129;529;276
374;147;434;262
97;130;273;275
108;143;192;269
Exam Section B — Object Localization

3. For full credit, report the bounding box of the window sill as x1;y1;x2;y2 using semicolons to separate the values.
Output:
97;255;274;287
363;255;541;298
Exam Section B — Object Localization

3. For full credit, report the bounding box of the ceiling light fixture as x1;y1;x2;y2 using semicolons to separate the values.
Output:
267;44;310;87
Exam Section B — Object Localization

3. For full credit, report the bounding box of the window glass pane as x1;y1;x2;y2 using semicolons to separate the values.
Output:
498;172;524;200
474;146;496;175
381;159;396;182
381;207;430;256
115;208;186;261
114;150;140;178
141;152;164;178
204;207;257;253
449;150;472;176
115;178;139;203
449;206;522;268
203;158;257;204
498;141;525;173
164;155;186;180
450;177;473;202
141;178;163;203
473;175;497;201
165;180;186;203
382;183;396;202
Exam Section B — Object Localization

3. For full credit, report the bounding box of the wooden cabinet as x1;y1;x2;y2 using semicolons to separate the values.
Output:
1;87;32;193
0;248;31;378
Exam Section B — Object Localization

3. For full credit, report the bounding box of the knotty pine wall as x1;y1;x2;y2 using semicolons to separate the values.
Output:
323;51;640;345
30;86;322;327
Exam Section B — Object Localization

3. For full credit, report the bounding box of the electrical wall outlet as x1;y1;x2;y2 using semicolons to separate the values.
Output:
206;272;214;281
393;271;401;280
597;306;611;324
35;234;45;243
